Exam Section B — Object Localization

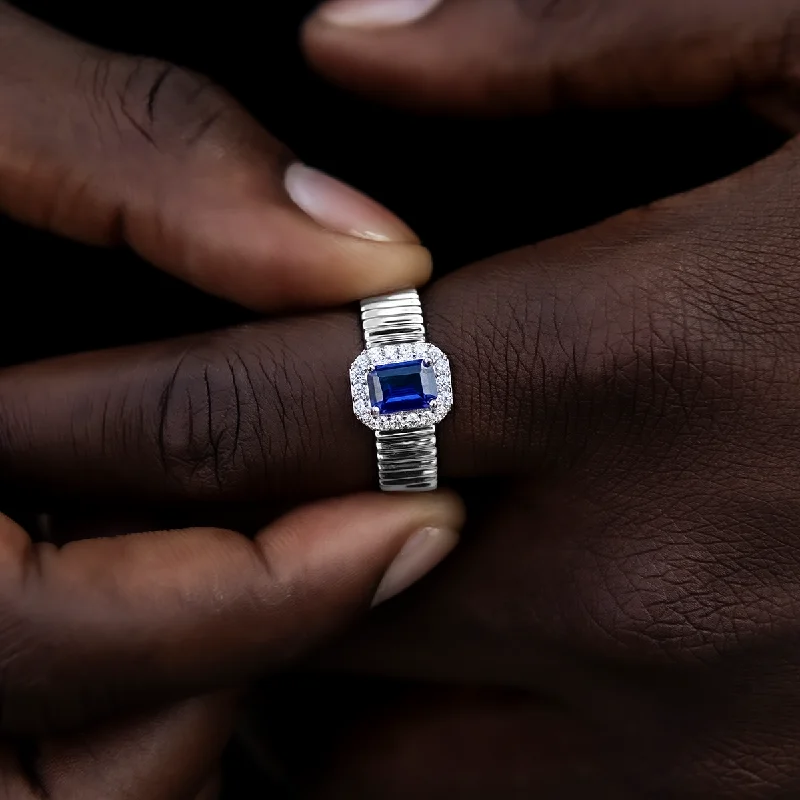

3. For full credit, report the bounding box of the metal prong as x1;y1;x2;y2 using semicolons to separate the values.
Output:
371;406;381;417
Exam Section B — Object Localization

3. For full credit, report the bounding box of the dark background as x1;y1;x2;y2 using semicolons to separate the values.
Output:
2;2;788;796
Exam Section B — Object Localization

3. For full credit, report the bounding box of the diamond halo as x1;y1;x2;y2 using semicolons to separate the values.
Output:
350;342;453;431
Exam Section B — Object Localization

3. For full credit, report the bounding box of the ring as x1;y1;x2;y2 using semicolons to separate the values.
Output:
350;289;453;492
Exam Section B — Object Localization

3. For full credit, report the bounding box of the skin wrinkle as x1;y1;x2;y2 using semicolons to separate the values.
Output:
234;349;270;489
201;366;221;492
116;57;225;156
259;336;309;491
145;63;175;124
578;483;800;653
224;356;243;473
157;351;189;479
279;338;316;476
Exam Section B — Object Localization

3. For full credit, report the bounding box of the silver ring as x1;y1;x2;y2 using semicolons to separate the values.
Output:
350;289;453;492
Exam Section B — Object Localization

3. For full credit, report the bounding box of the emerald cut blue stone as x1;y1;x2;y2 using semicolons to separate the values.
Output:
368;360;437;414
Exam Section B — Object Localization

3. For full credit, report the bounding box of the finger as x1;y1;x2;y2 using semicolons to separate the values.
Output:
0;491;464;734
1;133;793;504
27;694;234;800
0;3;429;311
302;0;797;113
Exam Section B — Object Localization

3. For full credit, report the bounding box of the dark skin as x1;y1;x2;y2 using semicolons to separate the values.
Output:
5;0;800;797
0;4;469;796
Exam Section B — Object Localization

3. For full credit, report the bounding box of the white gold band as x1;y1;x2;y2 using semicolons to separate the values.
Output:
361;290;426;348
359;290;438;492
376;427;438;492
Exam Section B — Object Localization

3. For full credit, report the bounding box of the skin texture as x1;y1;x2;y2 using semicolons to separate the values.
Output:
5;0;800;797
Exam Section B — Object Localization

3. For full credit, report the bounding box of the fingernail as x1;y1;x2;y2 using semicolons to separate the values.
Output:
317;0;443;29
284;163;417;243
372;526;458;606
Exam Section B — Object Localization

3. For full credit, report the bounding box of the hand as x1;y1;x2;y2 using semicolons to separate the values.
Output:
6;0;800;795
0;1;430;312
8;107;800;799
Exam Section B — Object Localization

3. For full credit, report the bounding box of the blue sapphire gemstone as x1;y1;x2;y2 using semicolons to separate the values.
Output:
368;359;437;414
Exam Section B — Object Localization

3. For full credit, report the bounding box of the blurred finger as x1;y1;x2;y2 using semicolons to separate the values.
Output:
303;0;796;113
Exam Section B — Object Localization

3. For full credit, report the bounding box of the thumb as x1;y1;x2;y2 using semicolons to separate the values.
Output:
0;491;464;735
0;3;429;311
303;0;796;113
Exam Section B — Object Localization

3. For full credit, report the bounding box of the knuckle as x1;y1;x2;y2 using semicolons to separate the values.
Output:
154;329;338;501
156;345;257;499
84;54;238;153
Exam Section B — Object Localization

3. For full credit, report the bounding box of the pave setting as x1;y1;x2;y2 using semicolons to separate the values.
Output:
351;343;452;431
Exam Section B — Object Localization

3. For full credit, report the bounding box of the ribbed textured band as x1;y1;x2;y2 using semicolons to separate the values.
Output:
361;290;426;348
376;427;438;492
361;289;437;492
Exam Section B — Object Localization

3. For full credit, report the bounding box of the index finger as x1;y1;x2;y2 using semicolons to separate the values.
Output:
0;3;430;311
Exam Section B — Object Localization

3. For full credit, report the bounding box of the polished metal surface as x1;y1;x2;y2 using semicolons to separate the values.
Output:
361;290;426;348
375;427;438;492
359;289;440;492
